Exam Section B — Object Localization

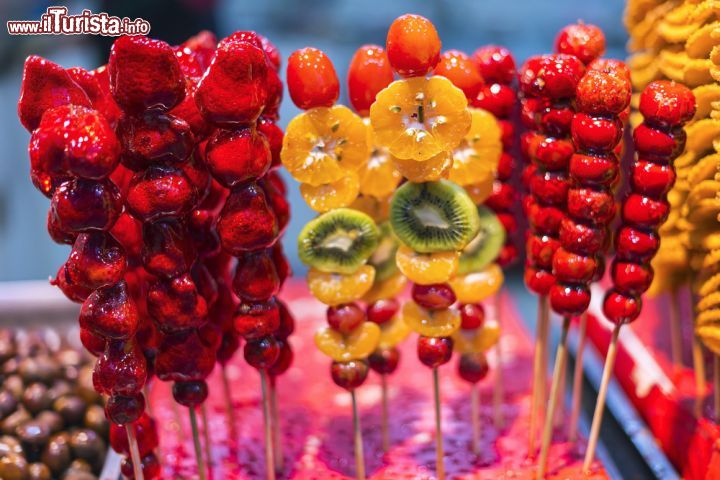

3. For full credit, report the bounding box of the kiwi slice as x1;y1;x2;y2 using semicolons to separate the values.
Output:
457;206;506;274
368;222;400;282
390;180;480;253
298;208;380;274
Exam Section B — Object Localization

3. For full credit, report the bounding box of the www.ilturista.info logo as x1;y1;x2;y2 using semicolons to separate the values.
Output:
7;6;151;36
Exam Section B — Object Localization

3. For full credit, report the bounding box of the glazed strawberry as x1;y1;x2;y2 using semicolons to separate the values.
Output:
257;117;284;168
232;250;280;301
67;66;122;127
155;329;215;382
554;23;606;65
233;298;281;340
258;34;281;71
472;45;516;85
433;50;483;100
52;264;93;303
386;14;441;77
186;209;220;258
50;178;122;232
147;274;208;333
195;38;268;126
576;69;632;116
79;281;140;339
65;232;127;290
217;182;279;254
268;339;294;377
524;266;556;296
181;30;218;71
271;243;290;285
219;30;264;49
473;83;515;118
117;112;195;170
93;339;148;395
105;393;145;425
192;262;219;308
170;82;212;137
47;209;77;245
111;212;144;262
172;380;208;407
260;174;290;234
141;220;197;278
275;300;295;339
174;45;205;78
18;55;92;131
181;153;212;203
126;165;198;222
286;47;340;109
347;45;395;116
121;452;161;479
110;413;158;457
108;35;185;113
205;127;271;187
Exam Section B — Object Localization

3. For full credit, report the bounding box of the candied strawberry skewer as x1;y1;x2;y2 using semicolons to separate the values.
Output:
583;80;696;471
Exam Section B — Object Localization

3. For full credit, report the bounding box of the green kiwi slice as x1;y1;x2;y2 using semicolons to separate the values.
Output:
390;180;480;253
368;222;400;282
457;206;506;274
298;208;380;274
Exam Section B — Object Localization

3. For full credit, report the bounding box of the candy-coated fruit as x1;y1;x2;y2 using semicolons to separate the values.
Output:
105;393;145;426
402;300;461;337
315;322;381;362
559;217;607;255
571;113;623;152
526;234;561;270
417;336;453;368
639;80;696;128
412;283;456;310
141;220;196;278
348;45;395;116
362;271;407;303
80;328;106;356
79;281;139;340
554;23;606;65
377;316;411;349
549;284;591;317
367;298;400;325
472;46;516;85
69;65;122;127
458;352;489;383
603;289;642;325
217;182;279;254
233;298;280;340
258;33;280;70
611;260;654;295
287;48;339;109
51;178;122;232
449;108;502;186
369;347;400;374
64;232;126;291
118;112;194;171
386;14;441;77
300;172;360;212
331;359;370;391
147;274;208;333
524;265;555;296
307;266;375;306
282;105;369;186
52;264;92;302
395;246;459;285
126;165;197;222
449;263;504;304
173;380;208;407
519;54;584;100
622;193;669;227
569;152;619;187
473;83;516;118
393;151;452;182
588;58;631;80
359;130;403;198
233;250;280;301
109;413;157;457
434;50;483;100
155;329;215;382
632;124;685;160
552;248;598;284
370;76;471;161
258;117;284;168
566;187;616;224
205;127;271;187
244;336;280;369
576;70;631;116
459;303;485;330
327;303;366;335
268;339;293;377
93;340;147;396
453;319;500;353
615;226;659;263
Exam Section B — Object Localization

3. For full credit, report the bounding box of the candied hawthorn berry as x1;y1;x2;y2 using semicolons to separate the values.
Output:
615;226;659;263
417;336;453;368
622;193;670;228
79;281;139;339
217;182;279;254
559;218;607;255
527;202;564;235
549;284;591;317
192;263;219;309
264;67;283;120
538;105;575;137
603;289;642;325
195;38;268;126
630;160;675;197
524;265;555;296
51;178;122;233
105;393;145;425
65;232;127;290
519;54;585;100
93;340;147;396
386;14;441;77
588;58;631;81
459;303;485;330
257;117;284;168
108;35;185;113
569;152;619;187
529;136;575;171
155;330;215;382
526;234;561;270
554;23;606;65
206;127;271;187
571;113;623;152
473;83;516;118
126;165;198;222
633;124;685;159
261;173;290;233
109;413;157;457
434;50;483;100
147;274;208;333
141;220;197;278
528;171;569;207
286;47;339;110
576;69;631;116
552;248;598;284
348;45;395;116
268;339;293;377
331;359;369;390
18;55;92;131
611;260;653;295
458;352;489;383
233;298;280;340
472;45;515;85
275;300;295;339
367;299;399;325
411;283;456;310
232;250;280;301
117;112;194;170
172;380;208;407
182;153;212;204
567;187;616;224
638;80;696;128
368;347;400;375
245;336;280;369
327;303;366;335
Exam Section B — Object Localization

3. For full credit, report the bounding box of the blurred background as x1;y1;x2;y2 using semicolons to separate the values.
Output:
0;0;627;281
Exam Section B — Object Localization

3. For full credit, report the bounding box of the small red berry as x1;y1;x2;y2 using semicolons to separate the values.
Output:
232;250;280;302
172;380;208;407
330;359;369;391
367;299;399;325
434;50;483;100
603;289;642;325
347;45;395;116
386;14;441;77
369;347;400;375
233;298;280;340
554;23;606;65
417;336;453;368
286;47;339;110
79;281;139;340
458;352;489;383
411;283;456;310
472;45;516;85
459;303;485;330
244;336;280;369
205;127;271;187
327;303;366;334
639;80;696;128
105;393;145;425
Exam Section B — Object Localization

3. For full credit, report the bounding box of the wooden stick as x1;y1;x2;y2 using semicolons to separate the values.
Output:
351;390;366;480
493;292;504;429
539;298;551;414
189;407;207;480
554;343;568;429
669;289;683;370
714;355;720;422
269;378;284;473
692;334;707;418
221;366;238;444
528;295;549;458
381;374;390;453
260;370;276;480
568;312;588;444
433;367;445;480
201;402;213;470
536;316;571;480
582;324;621;473
125;423;144;480
471;382;480;456
144;384;153;417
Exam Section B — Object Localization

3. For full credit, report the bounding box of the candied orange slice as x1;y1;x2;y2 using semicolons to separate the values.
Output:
307;265;375;305
402;300;461;337
453;320;501;354
448;108;502;186
300;172;360;212
393;150;452;182
315;322;381;361
362;271;408;303
465;176;495;205
449;263;504;304
282;105;369;186
377;315;411;349
370;76;471;161
358;121;403;198
350;194;391;222
395;245;459;285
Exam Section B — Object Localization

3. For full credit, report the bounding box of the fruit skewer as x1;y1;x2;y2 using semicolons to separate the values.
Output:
584;80;696;470
283;46;379;480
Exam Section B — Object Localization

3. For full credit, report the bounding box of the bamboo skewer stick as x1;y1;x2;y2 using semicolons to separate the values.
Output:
669;289;683;370
433;368;445;480
493;292;504;429
270;379;284;473
381;374;390;453
126;424;144;480
568;312;588;444
582;324;621;473
528;295;549;457
260;371;276;480
221;366;238;444
201;403;213;470
351;390;366;480
471;383;480;455
536;316;571;480
189;407;207;480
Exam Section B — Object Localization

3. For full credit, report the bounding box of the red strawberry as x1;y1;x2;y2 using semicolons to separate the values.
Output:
205;127;271;187
232;250;280;301
93;339;147;395
259;34;281;71
257;117;284;168
50;178;122;232
79;280;140;339
126;165;198;222
181;30;218;71
117;112;194;170
65;232;127;290
217;182;279;254
155;329;215;382
141;219;197;278
147;274;208;333
67;66;122;127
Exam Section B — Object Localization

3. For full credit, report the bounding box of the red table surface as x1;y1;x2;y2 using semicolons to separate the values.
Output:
148;281;605;479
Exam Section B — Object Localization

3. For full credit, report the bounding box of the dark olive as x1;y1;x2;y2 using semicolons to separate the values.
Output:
4;375;24;400
16;420;50;454
61;468;97;480
0;390;18;420
54;396;86;426
41;433;71;475
1;408;30;435
83;405;108;437
28;462;51;480
35;411;63;435
0;452;29;480
18;356;59;385
47;380;72;404
22;383;51;415
69;429;105;465
0;435;23;457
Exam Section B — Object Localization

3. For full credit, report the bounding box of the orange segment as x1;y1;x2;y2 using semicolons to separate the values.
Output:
315;322;381;361
393;150;452;182
377;315;411;349
449;263;504;304
307;265;376;305
448;108;502;186
359;148;403;198
282;105;369;186
300;172;360;212
350;194;391;222
465;177;495;205
370;76;472;161
395;245;459;285
453;320;501;353
402;300;461;337
362;271;408;303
